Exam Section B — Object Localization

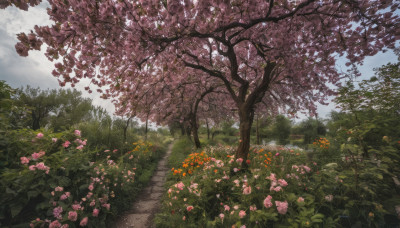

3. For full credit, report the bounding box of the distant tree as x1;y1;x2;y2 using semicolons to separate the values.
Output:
271;115;292;145
15;86;59;130
293;117;326;145
49;89;93;131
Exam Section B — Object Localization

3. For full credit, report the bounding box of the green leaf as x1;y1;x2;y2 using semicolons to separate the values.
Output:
10;204;23;218
27;190;39;200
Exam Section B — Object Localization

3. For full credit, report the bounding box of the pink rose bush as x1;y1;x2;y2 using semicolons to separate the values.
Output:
160;145;325;227
6;130;157;227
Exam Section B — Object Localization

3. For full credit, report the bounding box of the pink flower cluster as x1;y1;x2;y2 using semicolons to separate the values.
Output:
267;173;288;192
21;150;46;165
264;195;273;208
29;162;50;174
275;201;288;214
175;182;185;190
32;150;46;160
292;165;311;174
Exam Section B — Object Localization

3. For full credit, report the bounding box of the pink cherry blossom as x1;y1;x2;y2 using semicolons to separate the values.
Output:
7;0;399;165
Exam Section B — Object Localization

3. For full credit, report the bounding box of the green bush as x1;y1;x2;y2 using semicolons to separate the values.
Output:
0;129;165;228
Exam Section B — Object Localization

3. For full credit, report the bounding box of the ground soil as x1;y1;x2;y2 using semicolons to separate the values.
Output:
113;144;172;228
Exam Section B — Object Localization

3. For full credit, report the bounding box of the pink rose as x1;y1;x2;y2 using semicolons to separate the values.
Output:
63;141;71;148
266;173;277;181
275;201;288;214
219;213;224;220
74;130;81;137
35;162;48;170
175;182;185;190
49;220;61;228
79;217;88;226
271;186;282;192
264;195;273;208
29;165;36;171
102;203;110;210
186;206;194;212
20;157;30;165
55;186;64;192
92;208;99;217
53;206;63;219
36;133;44;138
60;194;67;201
250;205;257;211
224;205;230;211
324;195;333;202
72;204;81;211
76;145;84;150
297;197;304;203
52;138;58;143
239;210;246;218
68;211;78;221
243;186;252;195
278;179;288;187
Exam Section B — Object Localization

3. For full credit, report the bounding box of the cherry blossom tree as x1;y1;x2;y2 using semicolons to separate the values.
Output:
3;0;399;163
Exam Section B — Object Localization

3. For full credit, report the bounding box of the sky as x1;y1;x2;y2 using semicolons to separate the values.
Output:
0;3;398;124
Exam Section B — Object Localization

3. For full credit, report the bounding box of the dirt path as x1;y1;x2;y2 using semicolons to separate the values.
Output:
114;143;173;228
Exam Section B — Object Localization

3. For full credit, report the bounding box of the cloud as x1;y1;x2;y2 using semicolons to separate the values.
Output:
0;3;115;115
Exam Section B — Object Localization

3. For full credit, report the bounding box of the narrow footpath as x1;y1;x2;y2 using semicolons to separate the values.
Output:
114;143;173;228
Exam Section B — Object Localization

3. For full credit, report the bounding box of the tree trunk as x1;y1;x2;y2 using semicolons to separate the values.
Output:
206;118;210;140
185;125;192;141
191;114;201;148
32;112;40;130
123;116;132;143
256;114;260;145
145;117;148;141
236;105;254;166
180;123;185;136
